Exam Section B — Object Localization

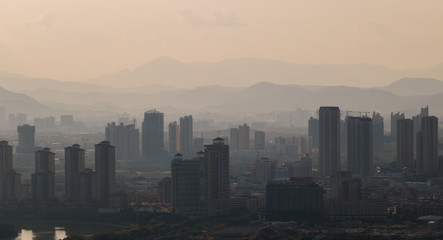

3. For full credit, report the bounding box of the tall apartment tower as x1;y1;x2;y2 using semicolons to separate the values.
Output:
319;107;341;176
391;112;405;140
397;119;414;170
413;106;429;158
205;138;230;215
171;153;207;216
347;117;373;177
0;141;13;200
416;116;438;174
65;144;85;201
372;112;384;154
254;131;265;150
308;117;319;149
238;124;250;150
17;124;35;154
95;141;116;206
32;148;55;201
142;110;164;161
230;128;239;150
168;121;179;153
105;122;139;161
179;115;193;155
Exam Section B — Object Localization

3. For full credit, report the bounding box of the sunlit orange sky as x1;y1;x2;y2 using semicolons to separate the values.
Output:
1;0;442;82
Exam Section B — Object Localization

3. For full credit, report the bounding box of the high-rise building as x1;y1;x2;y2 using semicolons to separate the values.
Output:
168;121;179;153
330;171;362;201
251;158;277;184
171;153;207;216
60;115;74;128
32;148;55;201
95;141;115;206
171;138;229;216
319;107;341;176
17;124;35;154
397;119;414;170
413;106;429;158
229;128;239;151
391;112;405;140
0;141;13;200
79;168;96;204
3;170;21;201
372;112;384;154
179;115;193;155
238;124;250;150
105;122;139;161
266;178;323;220
158;177;172;203
142;110;164;161
309;117;319;149
288;154;313;178
205;138;230;215
254;131;265;150
347;117;373;177
65;144;85;202
416;116;438;174
340;117;348;154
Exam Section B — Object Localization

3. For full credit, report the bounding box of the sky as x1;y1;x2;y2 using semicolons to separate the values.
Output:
0;0;443;82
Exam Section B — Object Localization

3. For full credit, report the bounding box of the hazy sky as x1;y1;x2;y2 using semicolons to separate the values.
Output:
1;0;443;82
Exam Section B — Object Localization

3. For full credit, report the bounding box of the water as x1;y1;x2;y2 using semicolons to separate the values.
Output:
15;227;66;240
9;221;128;240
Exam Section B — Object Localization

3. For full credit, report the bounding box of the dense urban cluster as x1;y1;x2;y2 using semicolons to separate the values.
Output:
0;105;443;239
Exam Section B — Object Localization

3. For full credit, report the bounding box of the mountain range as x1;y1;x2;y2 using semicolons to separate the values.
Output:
2;57;443;121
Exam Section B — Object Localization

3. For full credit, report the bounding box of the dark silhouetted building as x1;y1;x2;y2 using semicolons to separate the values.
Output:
168;121;179;153
171;153;207;216
254;131;265;150
391;111;405;140
319;107;341;176
95;141;115;206
142;110;164;161
239;124;250;150
347;117;373;177
79;168;96;204
105;122;139;161
416;116;438;174
266;178;323;220
0;141;16;200
158;177;172;203
180;115;193;155
330;171;361;201
65;144;85;202
308;117;319;149
3;170;21;201
397;119;414;170
372;112;384;154
205;138;230;215
32;148;55;201
17;124;35;154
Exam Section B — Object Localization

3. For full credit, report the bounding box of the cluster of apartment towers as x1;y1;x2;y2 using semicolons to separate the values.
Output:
309;106;438;177
0;138;115;206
